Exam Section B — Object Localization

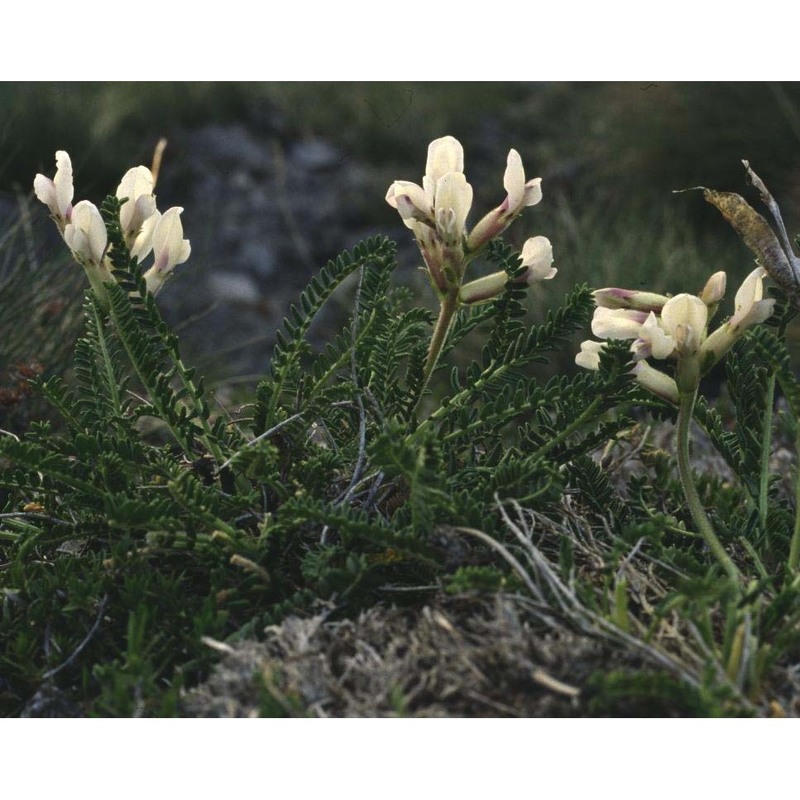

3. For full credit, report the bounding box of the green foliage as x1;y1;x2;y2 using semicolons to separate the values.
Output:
2;199;634;715
5;156;800;718
586;670;750;717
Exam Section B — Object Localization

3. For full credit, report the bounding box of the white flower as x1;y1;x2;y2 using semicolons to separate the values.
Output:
591;307;650;340
130;210;161;262
518;236;556;283
33;150;74;226
503;149;542;216
385;180;431;225
660;294;708;356
387;136;473;242
632;360;680;404
432;172;473;247
467;148;543;251
63;200;107;267
116;165;157;242
633;311;675;360
575;339;605;371
386;136;468;228
729;266;774;330
144;208;190;294
458;236;555;305
424;136;464;191
574;339;679;403
386;136;473;291
701;267;775;364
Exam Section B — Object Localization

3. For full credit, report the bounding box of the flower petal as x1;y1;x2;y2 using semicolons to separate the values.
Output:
519;236;555;281
591;307;649;340
434;172;472;244
425;136;464;184
575;340;605;371
53;150;74;219
503;149;525;211
152;207;190;274
661;294;708;354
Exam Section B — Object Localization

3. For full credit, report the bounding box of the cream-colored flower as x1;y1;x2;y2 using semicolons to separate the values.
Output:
660;293;708;356
467;148;542;251
33;150;74;227
385;180;431;226
130;210;161;262
458;236;555;305
518;236;555;283
386;135;468;228
386;136;473;292
590;305;675;362
575;339;605;371
633;312;676;360
63;200;107;267
117;165;157;242
632;360;680;404
701;267;775;364
144;207;191;294
591;307;650;340
503;149;543;215
574;339;679;403
729;266;774;330
433;172;473;247
424;136;464;192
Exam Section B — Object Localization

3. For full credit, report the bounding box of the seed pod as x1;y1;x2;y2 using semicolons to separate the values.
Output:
701;163;800;306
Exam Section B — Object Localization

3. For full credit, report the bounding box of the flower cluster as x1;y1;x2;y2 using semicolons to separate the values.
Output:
34;151;190;297
386;136;554;305
576;267;775;400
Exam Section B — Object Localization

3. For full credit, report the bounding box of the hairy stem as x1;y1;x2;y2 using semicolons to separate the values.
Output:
414;290;459;417
676;388;740;583
788;427;800;573
758;373;776;533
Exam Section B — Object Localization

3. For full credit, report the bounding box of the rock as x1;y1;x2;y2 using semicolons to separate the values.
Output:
207;271;261;305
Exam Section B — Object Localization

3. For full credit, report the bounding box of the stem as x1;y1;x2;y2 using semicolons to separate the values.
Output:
788;426;800;573
424;291;459;383
676;388;740;583
414;290;459;417
90;298;123;418
758;372;776;533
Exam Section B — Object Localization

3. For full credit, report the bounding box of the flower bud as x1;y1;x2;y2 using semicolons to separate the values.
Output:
592;287;670;313
699;271;726;306
458;271;508;305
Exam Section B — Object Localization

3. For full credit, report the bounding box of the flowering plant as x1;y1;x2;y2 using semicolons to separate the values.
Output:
34;149;190;301
386;136;555;384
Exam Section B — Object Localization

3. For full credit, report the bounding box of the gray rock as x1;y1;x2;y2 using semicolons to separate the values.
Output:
207;271;261;305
